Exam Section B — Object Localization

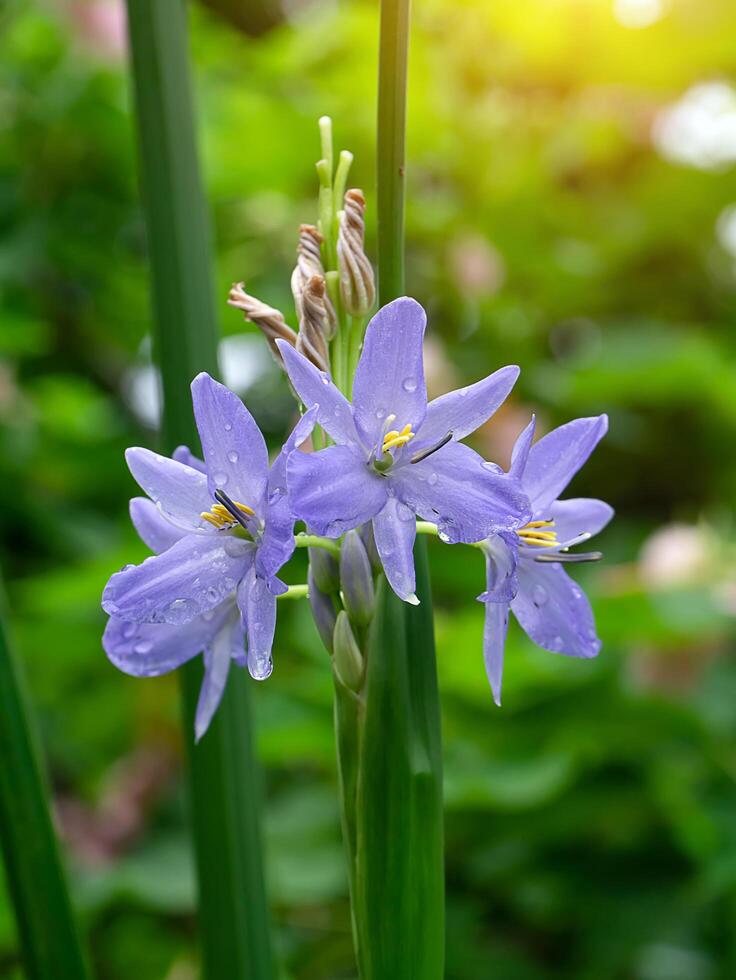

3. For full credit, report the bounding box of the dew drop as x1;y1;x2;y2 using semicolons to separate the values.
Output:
206;586;219;602
250;656;273;681
397;502;414;521
202;609;215;622
375;408;386;419
213;472;228;487
402;377;417;393
320;372;330;386
122;622;136;639
119;563;136;573
482;461;502;474
549;635;563;652
227;451;239;464
533;584;548;607
428;472;438;486
134;640;153;655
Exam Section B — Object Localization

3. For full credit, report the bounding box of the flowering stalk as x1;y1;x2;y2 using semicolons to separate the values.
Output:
124;2;273;976
0;587;91;980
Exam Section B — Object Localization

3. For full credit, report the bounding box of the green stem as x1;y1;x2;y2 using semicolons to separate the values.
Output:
124;3;273;977
295;534;342;558
278;585;309;600
333;1;446;977
416;520;439;537
0;587;91;980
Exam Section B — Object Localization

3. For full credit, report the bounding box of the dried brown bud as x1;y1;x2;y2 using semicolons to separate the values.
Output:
291;224;337;339
337;189;376;317
227;282;297;364
295;275;330;374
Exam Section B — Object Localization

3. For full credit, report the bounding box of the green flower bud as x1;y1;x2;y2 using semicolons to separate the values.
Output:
340;530;375;626
309;546;340;594
332;611;364;692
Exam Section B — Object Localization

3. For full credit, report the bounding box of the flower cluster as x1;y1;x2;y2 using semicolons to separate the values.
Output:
102;296;611;736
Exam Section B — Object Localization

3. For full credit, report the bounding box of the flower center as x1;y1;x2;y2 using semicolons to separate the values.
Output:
201;496;255;530
382;421;415;454
516;520;558;548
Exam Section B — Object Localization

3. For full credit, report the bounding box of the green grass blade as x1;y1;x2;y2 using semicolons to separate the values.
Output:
0;592;91;980
124;2;273;976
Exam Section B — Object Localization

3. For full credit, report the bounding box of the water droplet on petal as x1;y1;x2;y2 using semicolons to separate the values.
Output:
213;472;228;487
533;584;548;607
224;421;233;432
549;635;563;651
250;656;273;681
402;377;417;392
428;472;438;486
227;451;239;464
122;622;136;639
482;461;502;474
119;563;136;573
134;640;153;655
206;586;219;603
397;502;414;521
320;372;330;386
376;408;386;419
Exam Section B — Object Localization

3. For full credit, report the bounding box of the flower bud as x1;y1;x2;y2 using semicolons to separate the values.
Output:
291;224;337;339
308;566;337;654
227;282;297;365
340;530;375;626
295;275;330;374
332;611;364;692
337;189;376;317
308;545;340;594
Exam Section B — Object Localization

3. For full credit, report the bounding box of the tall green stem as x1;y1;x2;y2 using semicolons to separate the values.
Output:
333;1;446;976
0;588;91;980
124;2;273;977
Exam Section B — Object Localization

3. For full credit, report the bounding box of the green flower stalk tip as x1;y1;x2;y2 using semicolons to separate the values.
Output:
333;611;364;692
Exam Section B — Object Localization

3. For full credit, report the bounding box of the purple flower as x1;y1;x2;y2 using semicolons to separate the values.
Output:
479;414;613;705
277;297;530;602
102;373;315;737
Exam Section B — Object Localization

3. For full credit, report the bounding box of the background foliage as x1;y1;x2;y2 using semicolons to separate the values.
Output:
2;0;736;977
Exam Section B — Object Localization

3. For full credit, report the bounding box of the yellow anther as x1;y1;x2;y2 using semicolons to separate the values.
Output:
200;498;255;529
516;520;558;548
382;421;416;454
383;429;401;443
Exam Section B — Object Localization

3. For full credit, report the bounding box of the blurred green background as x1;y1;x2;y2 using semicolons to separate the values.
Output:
2;0;736;977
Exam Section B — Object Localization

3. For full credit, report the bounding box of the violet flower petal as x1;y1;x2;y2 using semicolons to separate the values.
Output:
102;534;254;625
477;533;519;603
392;441;530;543
511;561;601;659
103;601;232;677
351;298;428;447
509;416;536;481
372;496;418;603
521;415;608;513
195;610;242;741
547;498;614;544
483;600;510;707
257;407;318;586
286;444;387;537
276;340;360;447
129;497;186;554
238;567;276;680
125;447;212;532
172;445;206;473
191;372;269;515
416;365;520;450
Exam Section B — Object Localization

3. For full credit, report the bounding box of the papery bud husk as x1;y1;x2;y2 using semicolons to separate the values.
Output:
308;566;337;654
227;282;297;364
291;224;337;339
295;274;330;374
308;545;340;594
340;530;375;626
333;611;364;692
337;189;376;317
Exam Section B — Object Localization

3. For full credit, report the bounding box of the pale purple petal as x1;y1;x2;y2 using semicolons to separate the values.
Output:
257;408;318;585
391;442;531;544
547;498;614;545
129;497;185;554
351;298;428;447
173;445;206;473
195;610;242;741
238;567;276;680
276;341;360;447
416;365;520;450
125;447;212;532
286;444;387;537
191;373;269;515
483;600;510;707
103;603;231;677
511;560;601;659
372;496;417;602
521;415;608;513
102;534;254;625
477;533;518;603
509;416;536;481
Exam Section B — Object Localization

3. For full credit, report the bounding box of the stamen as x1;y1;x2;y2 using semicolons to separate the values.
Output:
382;422;415;454
202;489;256;531
534;551;603;564
516;520;558;548
410;431;453;464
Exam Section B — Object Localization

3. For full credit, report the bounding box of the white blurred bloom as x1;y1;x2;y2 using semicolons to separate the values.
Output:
653;82;736;171
614;0;665;30
639;523;712;589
